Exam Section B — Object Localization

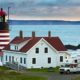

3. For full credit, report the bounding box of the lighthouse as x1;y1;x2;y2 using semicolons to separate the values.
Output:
0;8;9;51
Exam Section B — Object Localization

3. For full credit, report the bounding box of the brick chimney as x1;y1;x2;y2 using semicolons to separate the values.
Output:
48;31;51;37
19;30;23;38
32;31;35;38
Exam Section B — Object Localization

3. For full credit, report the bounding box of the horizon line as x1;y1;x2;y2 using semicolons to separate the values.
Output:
6;15;80;21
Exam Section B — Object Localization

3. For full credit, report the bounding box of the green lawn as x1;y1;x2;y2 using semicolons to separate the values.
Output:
74;77;80;80
0;66;47;80
0;73;47;80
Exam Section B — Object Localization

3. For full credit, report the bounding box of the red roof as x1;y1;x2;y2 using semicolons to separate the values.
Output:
0;10;6;16
44;37;67;51
10;37;30;44
4;37;67;52
20;38;41;52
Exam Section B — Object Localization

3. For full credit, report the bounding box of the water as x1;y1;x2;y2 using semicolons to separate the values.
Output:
10;24;80;45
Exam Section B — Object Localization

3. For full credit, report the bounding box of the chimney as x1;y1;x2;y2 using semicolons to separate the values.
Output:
48;31;51;37
32;31;35;38
19;30;23;38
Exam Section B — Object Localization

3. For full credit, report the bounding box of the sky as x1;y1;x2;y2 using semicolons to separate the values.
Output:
0;0;80;20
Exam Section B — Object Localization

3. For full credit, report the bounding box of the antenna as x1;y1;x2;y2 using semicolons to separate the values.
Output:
8;7;12;31
8;7;10;22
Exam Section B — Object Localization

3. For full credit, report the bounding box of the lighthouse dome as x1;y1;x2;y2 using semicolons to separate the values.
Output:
0;8;6;16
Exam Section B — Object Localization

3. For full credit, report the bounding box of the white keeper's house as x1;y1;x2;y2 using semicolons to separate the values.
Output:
2;31;71;68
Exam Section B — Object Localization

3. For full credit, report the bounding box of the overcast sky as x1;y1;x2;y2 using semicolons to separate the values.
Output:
0;0;80;20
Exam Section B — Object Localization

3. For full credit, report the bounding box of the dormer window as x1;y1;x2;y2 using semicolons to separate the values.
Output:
15;45;18;50
10;44;18;50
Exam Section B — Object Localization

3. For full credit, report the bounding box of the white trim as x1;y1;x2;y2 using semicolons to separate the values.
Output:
0;37;10;40
41;38;59;53
0;47;4;49
26;38;59;54
59;51;70;56
0;33;10;36
0;42;9;45
2;50;25;54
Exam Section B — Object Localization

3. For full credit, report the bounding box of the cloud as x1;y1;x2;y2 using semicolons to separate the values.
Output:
1;0;80;20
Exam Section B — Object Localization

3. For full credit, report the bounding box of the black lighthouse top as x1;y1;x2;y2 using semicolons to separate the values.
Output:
0;8;9;30
0;8;6;15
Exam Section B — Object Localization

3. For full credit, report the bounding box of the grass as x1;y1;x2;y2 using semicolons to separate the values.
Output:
0;66;60;80
0;66;10;70
0;66;47;80
27;68;48;72
74;77;80;80
0;73;47;80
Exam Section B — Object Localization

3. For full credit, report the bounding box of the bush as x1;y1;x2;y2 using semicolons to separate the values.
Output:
27;66;60;72
27;68;48;72
53;66;60;72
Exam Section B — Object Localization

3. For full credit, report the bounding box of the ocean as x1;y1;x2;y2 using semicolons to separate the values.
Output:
9;24;80;45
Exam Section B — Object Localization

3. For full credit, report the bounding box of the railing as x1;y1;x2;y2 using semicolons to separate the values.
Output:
0;22;9;30
4;62;26;71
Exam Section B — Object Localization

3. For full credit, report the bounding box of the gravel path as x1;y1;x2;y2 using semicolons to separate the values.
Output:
49;73;80;80
20;71;80;80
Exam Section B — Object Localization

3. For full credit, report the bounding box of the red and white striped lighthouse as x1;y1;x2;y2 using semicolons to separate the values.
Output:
0;8;10;51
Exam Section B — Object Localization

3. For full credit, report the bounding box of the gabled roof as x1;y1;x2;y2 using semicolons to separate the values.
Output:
44;37;67;51
10;37;30;44
3;36;67;52
20;38;41;52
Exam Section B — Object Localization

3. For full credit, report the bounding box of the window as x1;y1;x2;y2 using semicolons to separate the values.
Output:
60;56;63;62
35;48;39;53
32;58;36;64
65;57;67;59
12;56;14;63
6;55;7;61
16;46;18;50
15;45;18;50
0;16;3;22
20;57;22;63
15;46;16;50
9;56;11;62
1;56;3;62
74;60;77;63
48;57;51;64
24;58;26;64
44;47;48;53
